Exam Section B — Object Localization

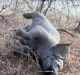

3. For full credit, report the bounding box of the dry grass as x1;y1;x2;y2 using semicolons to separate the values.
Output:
0;13;42;75
0;13;80;75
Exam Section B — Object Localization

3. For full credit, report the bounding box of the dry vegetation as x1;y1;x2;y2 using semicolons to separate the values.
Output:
0;13;80;75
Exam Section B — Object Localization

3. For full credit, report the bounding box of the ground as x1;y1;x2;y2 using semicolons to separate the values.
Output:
0;13;80;75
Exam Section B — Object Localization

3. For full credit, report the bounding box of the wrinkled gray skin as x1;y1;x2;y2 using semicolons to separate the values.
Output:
13;12;70;75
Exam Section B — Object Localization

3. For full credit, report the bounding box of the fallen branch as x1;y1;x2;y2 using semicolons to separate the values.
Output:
57;29;75;37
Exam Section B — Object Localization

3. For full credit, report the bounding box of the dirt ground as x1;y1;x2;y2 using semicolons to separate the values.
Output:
0;13;80;75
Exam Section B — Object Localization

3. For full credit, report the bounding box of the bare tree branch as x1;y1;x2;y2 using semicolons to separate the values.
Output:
44;0;53;15
57;29;75;37
66;0;70;21
39;0;46;12
73;22;80;33
24;0;33;10
36;0;46;12
0;0;12;15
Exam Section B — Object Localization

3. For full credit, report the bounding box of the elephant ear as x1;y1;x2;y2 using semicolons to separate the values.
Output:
51;44;71;57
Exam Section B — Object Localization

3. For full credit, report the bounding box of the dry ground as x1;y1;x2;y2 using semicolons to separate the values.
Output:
0;13;80;75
